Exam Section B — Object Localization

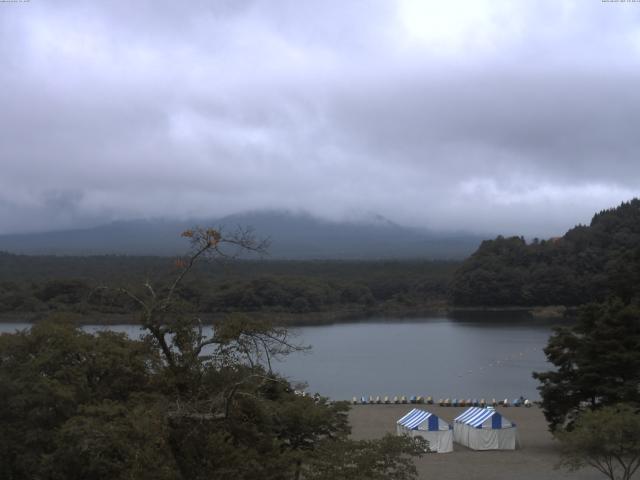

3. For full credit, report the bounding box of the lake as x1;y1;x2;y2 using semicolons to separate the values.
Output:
0;314;557;401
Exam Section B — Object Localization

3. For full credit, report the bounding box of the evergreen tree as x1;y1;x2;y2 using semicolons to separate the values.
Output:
555;404;640;480
533;299;640;431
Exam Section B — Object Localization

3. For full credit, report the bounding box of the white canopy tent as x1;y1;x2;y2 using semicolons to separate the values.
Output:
453;407;519;450
396;408;453;453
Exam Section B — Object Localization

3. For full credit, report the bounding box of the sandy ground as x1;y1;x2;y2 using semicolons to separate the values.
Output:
348;404;621;480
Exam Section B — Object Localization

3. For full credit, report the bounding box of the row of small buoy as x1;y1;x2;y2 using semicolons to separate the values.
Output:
351;395;532;407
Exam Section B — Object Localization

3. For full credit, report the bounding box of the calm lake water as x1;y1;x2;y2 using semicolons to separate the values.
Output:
0;315;558;400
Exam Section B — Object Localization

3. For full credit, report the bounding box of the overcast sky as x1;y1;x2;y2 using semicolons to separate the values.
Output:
1;0;639;237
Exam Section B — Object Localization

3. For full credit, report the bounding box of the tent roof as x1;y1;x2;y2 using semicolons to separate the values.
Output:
397;408;439;429
454;407;506;427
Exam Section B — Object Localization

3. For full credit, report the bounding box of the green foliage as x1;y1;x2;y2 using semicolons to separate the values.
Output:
49;400;176;480
451;199;640;306
0;320;162;480
0;227;426;479
306;434;427;480
533;299;640;431
555;404;640;480
0;320;424;480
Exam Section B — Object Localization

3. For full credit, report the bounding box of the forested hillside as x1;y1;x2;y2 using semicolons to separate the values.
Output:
450;199;640;306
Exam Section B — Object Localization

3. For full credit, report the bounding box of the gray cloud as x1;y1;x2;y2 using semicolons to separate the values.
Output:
1;0;639;237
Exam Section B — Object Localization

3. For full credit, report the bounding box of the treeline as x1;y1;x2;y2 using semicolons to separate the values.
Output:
0;255;457;320
451;199;640;306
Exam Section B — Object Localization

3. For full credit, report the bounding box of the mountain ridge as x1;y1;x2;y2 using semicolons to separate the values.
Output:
0;210;484;260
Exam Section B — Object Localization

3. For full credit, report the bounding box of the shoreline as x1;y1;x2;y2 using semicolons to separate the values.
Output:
0;304;576;327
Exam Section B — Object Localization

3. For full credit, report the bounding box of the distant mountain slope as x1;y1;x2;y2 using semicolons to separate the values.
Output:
450;199;640;306
0;211;484;260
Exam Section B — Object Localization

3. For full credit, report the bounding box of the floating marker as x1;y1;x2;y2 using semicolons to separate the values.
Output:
344;394;535;407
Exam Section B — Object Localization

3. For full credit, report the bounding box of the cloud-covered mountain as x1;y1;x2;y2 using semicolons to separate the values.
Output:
0;211;484;260
1;2;639;238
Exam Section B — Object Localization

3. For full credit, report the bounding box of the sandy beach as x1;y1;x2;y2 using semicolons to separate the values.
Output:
348;404;614;480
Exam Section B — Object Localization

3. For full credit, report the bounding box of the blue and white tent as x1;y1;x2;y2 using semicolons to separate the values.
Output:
453;407;519;450
396;408;453;453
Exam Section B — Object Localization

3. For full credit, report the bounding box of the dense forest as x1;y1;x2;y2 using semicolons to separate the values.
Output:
450;199;640;307
0;254;457;323
4;199;640;320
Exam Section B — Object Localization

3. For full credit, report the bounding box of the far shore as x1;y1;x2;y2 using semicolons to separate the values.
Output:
0;304;577;327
